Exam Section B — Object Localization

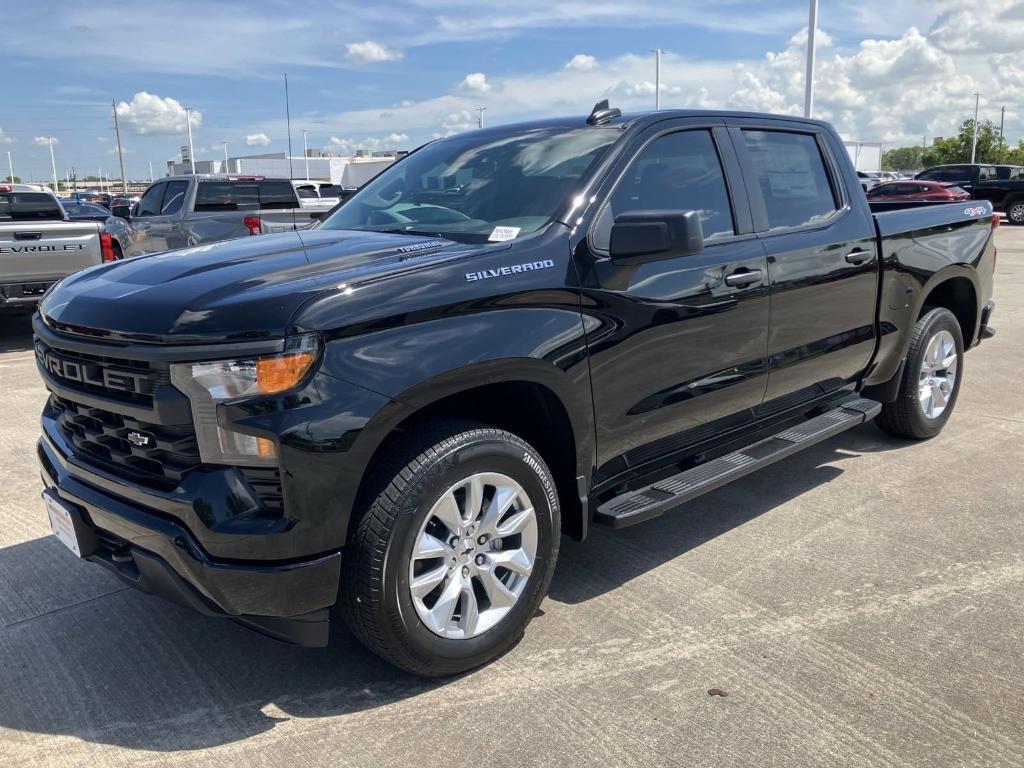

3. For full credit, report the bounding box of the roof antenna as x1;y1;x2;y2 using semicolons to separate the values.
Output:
587;99;621;126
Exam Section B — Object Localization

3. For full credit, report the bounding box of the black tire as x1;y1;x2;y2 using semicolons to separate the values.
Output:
876;307;964;440
1005;196;1024;226
340;421;560;676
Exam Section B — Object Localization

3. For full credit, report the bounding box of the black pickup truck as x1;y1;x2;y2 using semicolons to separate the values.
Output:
34;104;997;676
916;163;1024;224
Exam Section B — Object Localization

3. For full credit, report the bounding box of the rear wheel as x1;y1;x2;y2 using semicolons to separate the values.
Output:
1006;197;1024;225
340;422;560;676
876;307;964;440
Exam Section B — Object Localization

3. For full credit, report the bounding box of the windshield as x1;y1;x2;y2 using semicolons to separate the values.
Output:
320;126;619;243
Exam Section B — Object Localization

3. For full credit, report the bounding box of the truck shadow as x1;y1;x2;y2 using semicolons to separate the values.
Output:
0;423;907;753
0;312;34;353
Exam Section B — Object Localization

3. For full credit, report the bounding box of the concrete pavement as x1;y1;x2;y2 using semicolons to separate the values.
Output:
1;228;1022;767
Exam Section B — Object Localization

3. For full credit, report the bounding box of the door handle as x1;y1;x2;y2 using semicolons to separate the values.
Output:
845;249;873;265
724;269;763;287
14;232;42;241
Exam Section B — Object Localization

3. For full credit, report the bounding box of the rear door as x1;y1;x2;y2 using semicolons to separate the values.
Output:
577;118;770;478
730;121;878;407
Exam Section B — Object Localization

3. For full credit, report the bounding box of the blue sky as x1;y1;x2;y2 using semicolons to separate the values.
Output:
2;0;1021;182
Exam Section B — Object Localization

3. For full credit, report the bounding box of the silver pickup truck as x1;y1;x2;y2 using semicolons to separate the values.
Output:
0;185;108;311
106;175;321;258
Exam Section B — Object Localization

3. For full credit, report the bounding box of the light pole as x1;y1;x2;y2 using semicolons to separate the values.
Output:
302;129;309;180
221;141;229;174
46;137;58;193
476;107;487;129
149;161;154;183
971;92;981;164
183;106;196;174
651;48;664;110
6;150;13;183
804;0;818;118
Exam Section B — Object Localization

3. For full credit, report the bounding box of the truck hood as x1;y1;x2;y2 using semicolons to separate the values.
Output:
39;230;486;343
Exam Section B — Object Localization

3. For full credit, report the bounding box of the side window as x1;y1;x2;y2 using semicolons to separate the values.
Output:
978;166;996;181
136;183;165;216
194;182;259;211
742;130;838;230
596;129;736;249
159;180;189;215
257;180;298;209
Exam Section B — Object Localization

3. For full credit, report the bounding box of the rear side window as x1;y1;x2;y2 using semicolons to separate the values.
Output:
0;193;64;221
194;182;258;211
160;180;189;215
978;166;997;181
598;129;736;246
742;130;838;230
294;184;318;199
256;180;298;209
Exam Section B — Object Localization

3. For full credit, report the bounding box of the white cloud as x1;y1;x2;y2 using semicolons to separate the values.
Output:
566;54;597;71
245;133;271;146
442;110;478;131
929;0;1024;54
96;136;110;142
33;136;57;147
326;132;411;154
0;128;12;144
345;40;404;63
460;72;491;93
115;92;200;136
106;145;133;155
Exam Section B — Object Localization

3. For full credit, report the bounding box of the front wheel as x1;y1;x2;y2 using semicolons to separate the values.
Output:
876;307;964;440
340;422;560;676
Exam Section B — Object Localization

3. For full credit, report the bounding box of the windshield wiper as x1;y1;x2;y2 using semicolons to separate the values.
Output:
376;227;448;238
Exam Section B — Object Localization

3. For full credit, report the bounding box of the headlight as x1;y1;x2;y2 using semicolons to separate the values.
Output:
170;334;319;466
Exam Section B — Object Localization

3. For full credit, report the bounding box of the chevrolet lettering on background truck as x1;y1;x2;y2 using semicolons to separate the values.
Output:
35;103;996;676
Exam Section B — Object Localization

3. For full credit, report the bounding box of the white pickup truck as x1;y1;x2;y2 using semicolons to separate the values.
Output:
0;185;111;311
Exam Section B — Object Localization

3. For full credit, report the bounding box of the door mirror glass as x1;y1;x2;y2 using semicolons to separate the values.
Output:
609;210;704;263
111;204;131;219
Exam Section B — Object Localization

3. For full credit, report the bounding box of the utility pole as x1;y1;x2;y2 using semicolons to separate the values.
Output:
221;141;229;174
112;99;128;194
1000;106;1005;140
651;48;664;110
46;137;58;193
6;150;13;183
98;168;104;193
301;130;309;180
971;92;980;164
476;107;487;129
183;106;196;174
284;73;295;180
149;161;154;183
804;0;818;118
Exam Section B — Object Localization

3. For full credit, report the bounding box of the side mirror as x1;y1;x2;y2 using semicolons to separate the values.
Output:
111;204;130;219
609;210;704;263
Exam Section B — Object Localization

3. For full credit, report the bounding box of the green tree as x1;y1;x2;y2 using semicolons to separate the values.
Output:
3;175;22;183
881;145;925;171
921;119;1010;166
1005;140;1024;166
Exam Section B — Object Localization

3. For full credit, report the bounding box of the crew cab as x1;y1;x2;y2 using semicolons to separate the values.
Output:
1;185;113;311
35;105;996;676
105;175;321;258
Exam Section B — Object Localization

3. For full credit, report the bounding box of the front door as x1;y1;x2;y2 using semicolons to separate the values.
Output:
576;121;770;480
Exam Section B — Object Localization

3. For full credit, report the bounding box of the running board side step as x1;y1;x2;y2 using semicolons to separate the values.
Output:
594;398;881;529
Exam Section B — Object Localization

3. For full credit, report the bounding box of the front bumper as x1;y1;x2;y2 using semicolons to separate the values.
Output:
37;426;342;647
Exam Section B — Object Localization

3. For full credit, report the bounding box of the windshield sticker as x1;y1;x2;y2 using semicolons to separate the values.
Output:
488;226;521;242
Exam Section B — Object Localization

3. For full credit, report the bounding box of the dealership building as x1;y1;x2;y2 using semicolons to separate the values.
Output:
166;149;404;187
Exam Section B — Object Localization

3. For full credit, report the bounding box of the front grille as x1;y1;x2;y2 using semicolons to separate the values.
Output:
35;340;167;406
52;396;200;487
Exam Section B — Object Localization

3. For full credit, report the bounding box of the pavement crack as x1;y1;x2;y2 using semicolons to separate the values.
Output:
4;586;130;630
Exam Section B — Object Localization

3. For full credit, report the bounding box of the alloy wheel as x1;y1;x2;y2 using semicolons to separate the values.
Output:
918;329;958;420
409;472;538;639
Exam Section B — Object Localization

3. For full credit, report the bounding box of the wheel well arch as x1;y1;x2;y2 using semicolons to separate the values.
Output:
918;274;977;346
352;379;586;543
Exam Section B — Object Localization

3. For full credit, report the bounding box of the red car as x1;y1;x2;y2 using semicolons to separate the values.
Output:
867;180;971;202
